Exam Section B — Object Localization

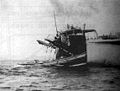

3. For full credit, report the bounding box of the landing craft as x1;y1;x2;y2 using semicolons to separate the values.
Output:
37;24;96;67
37;12;96;67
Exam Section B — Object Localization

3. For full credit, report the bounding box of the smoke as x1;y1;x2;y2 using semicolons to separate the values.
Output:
50;0;120;34
50;0;100;17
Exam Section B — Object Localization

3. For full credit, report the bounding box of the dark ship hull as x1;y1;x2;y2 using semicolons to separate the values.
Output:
56;53;87;67
37;25;96;67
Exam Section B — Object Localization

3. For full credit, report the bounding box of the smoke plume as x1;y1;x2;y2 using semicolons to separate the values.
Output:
50;0;120;34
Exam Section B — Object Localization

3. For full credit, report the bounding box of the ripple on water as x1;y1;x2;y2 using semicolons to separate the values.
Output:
0;62;120;91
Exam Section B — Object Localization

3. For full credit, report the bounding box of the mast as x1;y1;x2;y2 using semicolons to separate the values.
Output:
53;12;58;36
82;23;86;35
83;23;86;30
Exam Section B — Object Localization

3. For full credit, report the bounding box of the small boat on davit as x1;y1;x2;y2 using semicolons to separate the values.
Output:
37;24;96;67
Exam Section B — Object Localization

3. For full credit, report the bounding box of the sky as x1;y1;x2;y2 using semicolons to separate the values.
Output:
0;0;120;60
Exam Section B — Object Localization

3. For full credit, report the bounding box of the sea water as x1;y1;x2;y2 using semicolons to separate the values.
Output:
0;43;120;91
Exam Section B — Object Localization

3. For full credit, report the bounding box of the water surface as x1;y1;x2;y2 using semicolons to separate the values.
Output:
0;43;120;91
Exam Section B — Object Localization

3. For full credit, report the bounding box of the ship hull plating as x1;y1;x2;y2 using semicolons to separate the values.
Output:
58;53;87;67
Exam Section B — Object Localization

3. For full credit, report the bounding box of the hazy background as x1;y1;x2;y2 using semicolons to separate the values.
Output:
0;0;120;60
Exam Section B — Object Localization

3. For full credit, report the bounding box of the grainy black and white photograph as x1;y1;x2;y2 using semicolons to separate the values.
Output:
0;0;120;91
